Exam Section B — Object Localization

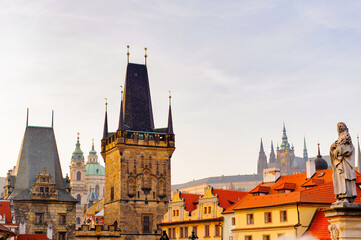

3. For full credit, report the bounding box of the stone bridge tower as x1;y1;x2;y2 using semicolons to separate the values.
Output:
101;60;175;240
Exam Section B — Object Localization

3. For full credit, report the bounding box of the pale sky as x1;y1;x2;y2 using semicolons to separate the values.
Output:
2;1;361;184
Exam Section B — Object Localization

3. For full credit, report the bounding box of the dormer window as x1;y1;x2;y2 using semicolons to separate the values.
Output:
274;183;296;193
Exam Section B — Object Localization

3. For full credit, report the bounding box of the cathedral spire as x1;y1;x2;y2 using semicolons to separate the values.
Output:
257;138;268;175
103;99;108;139
280;122;291;150
269;141;276;164
167;92;173;135
303;137;308;160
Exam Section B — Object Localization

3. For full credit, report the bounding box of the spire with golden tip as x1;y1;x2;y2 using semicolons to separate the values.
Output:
103;98;108;139
167;91;173;135
118;89;125;131
127;45;130;63
144;47;148;65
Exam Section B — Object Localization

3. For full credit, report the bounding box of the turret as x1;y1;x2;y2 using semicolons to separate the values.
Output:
257;138;268;175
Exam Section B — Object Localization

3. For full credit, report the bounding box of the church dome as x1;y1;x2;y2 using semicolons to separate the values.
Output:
85;163;105;176
315;143;328;170
87;188;99;202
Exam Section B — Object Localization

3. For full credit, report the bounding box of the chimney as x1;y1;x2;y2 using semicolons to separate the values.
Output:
306;159;316;179
263;168;281;183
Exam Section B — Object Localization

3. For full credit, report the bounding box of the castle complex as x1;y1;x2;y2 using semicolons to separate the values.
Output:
99;60;175;240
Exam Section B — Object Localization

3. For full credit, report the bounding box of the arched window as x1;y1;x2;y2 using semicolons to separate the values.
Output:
128;178;135;197
77;194;81;204
114;221;118;230
76;217;81;225
95;185;99;196
76;171;81;181
111;187;114;201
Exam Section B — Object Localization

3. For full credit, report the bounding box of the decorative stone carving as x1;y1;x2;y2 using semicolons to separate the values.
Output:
330;122;357;203
328;224;339;240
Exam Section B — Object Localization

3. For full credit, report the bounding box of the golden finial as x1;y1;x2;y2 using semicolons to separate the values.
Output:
77;132;80;140
92;138;94;148
168;90;171;105
144;47;148;65
105;98;108;111
358;134;359;140
127;45;130;63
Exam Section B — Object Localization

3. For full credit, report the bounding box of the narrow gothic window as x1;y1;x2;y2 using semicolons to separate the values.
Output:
77;171;81;181
35;213;44;224
77;194;81;204
59;214;66;225
76;217;81;225
95;185;99;196
111;187;114;201
142;215;151;233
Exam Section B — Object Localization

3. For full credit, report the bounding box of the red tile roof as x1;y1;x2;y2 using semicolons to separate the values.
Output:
274;182;296;190
212;189;248;210
0;201;12;224
17;234;50;240
180;193;200;213
233;169;361;210
306;208;330;240
249;185;270;194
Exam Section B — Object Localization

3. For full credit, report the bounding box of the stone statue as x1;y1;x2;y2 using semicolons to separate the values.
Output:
330;122;357;202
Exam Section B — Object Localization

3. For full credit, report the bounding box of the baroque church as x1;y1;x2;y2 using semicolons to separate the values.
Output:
4;113;77;239
257;123;328;176
69;134;105;229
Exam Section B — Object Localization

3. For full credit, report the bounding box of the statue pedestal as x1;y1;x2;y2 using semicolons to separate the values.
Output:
323;202;361;240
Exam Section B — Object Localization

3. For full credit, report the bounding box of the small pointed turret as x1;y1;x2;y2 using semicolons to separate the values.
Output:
315;143;328;170
72;132;84;161
269;141;276;164
303;136;308;160
357;135;361;172
103;99;108;139
118;90;125;131
280;122;291;150
167;92;173;135
257;138;268;175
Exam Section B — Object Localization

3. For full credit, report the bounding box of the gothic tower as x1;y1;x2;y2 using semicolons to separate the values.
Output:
69;133;87;229
268;141;276;167
257;139;268;175
303;137;308;161
101;60;175;239
276;123;295;175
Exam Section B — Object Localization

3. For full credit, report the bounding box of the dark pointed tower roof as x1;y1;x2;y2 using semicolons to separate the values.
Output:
123;63;154;131
257;138;268;175
167;95;173;134
10;126;76;202
103;101;108;139
269;141;276;164
118;91;125;131
314;143;328;170
303;137;308;160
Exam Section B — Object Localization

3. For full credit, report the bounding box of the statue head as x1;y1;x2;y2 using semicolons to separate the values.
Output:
337;122;348;133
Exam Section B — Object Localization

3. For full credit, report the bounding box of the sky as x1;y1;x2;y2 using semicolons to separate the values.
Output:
2;0;361;184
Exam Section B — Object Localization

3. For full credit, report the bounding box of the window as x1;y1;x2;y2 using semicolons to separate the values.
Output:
192;226;197;237
77;171;81;181
208;206;211;214
205;225;210;237
59;214;66;225
263;235;270;240
58;232;66;240
245;236;252;240
247;214;254;224
168;227;176;239
215;224;220;236
149;134;155;140
40;187;44;192
127;132;134;139
204;207;207;214
77;194;81;204
231;217;236;226
35;213;44;224
95;185;99;196
45;187;49;193
280;210;287;222
180;227;184;238
142;215;152;233
111;187;114;201
139;133;144;140
177;210;179;216
184;227;188;238
76;217;81;225
264;212;272;223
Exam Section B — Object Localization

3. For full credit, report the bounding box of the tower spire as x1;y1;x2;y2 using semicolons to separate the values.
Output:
118;88;125;131
144;47;148;66
303;136;308;160
26;108;29;127
127;45;130;63
280;122;290;150
167;91;173;134
317;142;321;158
257;138;268;175
51;110;54;128
269;140;276;164
103;98;108;139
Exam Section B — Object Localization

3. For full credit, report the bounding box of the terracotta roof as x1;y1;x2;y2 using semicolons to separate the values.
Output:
274;182;296;190
0;224;15;235
306;208;330;240
180;193;200;213
301;178;324;187
233;169;361;210
249;185;270;194
212;189;248;210
17;234;50;240
0;201;12;224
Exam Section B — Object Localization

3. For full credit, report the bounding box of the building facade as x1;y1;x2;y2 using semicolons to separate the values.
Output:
4;125;77;240
69;135;105;229
101;62;175;240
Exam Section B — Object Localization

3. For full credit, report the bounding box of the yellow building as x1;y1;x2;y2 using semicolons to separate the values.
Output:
160;186;247;239
83;199;104;228
229;167;358;240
